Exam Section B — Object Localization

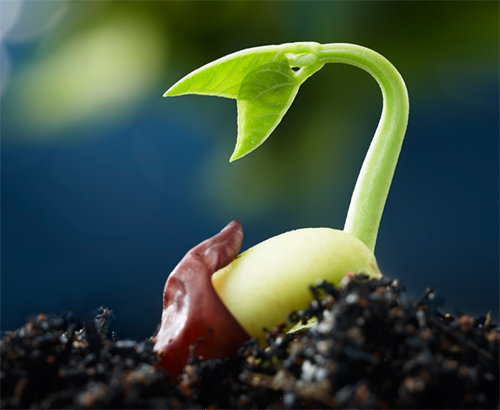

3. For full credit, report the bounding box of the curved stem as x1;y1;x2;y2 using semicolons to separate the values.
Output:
316;44;409;252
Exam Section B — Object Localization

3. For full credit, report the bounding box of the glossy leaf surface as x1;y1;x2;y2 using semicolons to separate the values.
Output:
232;62;300;161
164;42;324;161
164;46;283;99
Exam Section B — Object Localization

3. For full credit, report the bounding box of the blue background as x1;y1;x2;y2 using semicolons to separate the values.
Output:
1;2;498;339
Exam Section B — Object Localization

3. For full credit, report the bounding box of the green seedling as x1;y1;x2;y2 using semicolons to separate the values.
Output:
155;42;409;380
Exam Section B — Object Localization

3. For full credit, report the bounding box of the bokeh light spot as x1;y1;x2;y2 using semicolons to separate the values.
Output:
5;0;69;43
0;45;11;97
0;0;24;39
9;12;166;140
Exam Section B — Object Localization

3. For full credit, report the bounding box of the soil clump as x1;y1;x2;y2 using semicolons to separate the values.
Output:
1;276;498;409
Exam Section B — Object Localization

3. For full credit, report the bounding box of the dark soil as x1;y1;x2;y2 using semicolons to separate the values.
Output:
1;276;498;409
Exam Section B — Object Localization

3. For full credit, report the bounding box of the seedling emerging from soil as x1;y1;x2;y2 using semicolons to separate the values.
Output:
155;42;409;380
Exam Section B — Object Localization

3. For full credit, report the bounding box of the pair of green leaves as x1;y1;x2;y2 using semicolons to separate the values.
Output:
164;42;324;161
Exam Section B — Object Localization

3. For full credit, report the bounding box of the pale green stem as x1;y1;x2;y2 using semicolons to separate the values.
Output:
316;44;409;252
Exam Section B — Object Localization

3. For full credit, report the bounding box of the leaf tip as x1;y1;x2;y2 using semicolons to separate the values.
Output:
163;86;178;97
229;145;249;163
229;152;241;163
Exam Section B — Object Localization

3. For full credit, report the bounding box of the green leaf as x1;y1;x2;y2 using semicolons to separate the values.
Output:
164;42;325;161
231;62;300;161
164;45;283;99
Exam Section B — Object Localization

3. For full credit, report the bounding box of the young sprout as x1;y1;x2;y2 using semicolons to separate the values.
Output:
155;42;409;381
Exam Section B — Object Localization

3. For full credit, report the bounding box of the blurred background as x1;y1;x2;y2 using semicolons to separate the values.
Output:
1;1;498;339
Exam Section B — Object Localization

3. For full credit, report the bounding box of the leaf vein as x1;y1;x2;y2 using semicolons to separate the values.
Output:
200;63;220;91
210;56;242;92
263;102;287;107
245;129;267;134
221;84;239;94
241;83;295;109
246;112;281;121
246;53;260;71
250;80;271;88
257;67;294;80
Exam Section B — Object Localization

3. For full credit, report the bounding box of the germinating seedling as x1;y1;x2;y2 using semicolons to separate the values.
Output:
155;42;409;381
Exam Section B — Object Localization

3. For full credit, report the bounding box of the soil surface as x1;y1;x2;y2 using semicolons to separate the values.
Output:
1;275;498;409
